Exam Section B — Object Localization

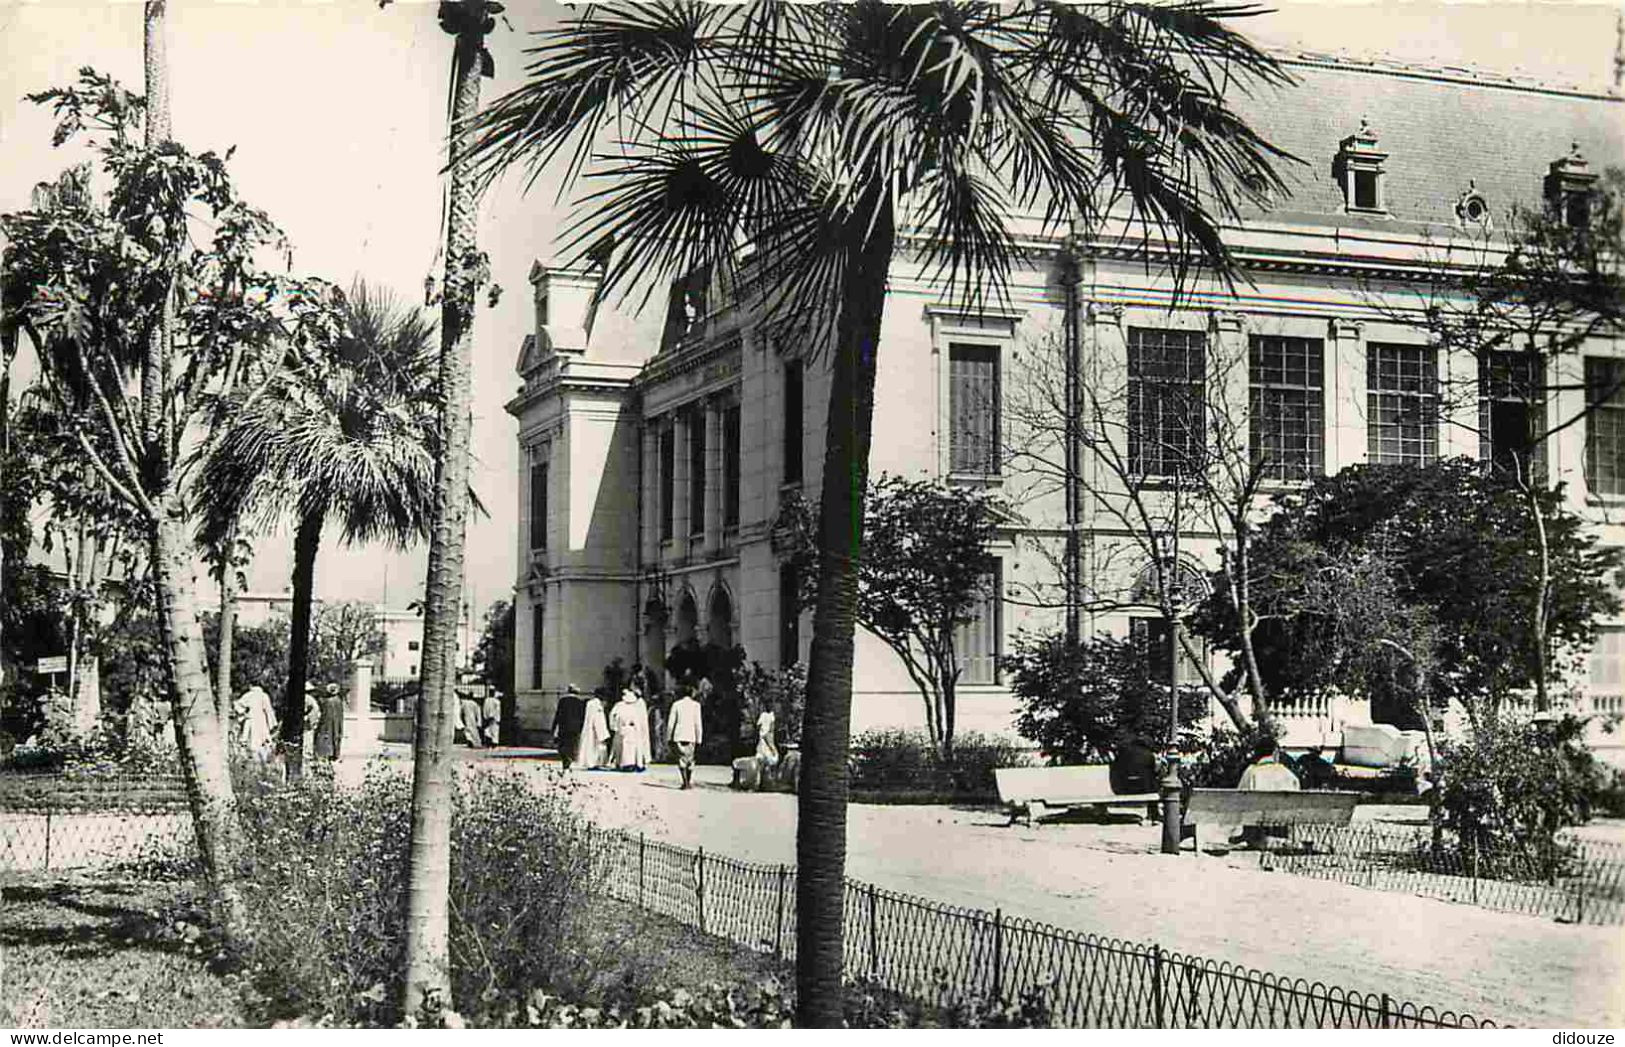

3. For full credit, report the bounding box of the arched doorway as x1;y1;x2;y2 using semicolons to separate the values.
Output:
707;586;734;648
676;590;699;645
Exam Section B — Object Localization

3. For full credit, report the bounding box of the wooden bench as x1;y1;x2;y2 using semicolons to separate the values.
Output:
1182;788;1361;851
994;765;1160;827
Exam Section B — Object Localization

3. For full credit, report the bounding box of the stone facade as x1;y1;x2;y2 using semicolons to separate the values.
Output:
506;53;1625;751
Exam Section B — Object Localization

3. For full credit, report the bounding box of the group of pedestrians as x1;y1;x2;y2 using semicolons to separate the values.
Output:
455;688;504;747
231;679;346;767
553;680;657;773
551;675;782;791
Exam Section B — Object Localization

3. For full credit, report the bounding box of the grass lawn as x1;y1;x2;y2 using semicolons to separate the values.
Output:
1;874;243;1028
0;873;786;1028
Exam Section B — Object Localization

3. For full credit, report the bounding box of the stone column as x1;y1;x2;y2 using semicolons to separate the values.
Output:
705;397;723;553
674;413;691;554
643;419;662;559
348;658;374;716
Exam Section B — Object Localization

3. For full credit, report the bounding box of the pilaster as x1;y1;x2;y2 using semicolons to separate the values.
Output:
1327;316;1367;474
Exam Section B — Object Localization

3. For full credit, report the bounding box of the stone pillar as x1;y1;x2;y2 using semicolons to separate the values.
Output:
641;422;659;560
1326;316;1366;474
674;412;692;554
348;658;373;716
74;657;102;735
705;397;723;553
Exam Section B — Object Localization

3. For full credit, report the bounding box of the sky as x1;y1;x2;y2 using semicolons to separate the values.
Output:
1;0;1619;625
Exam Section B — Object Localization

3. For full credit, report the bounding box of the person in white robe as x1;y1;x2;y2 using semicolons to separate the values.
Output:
755;705;779;770
575;690;612;770
235;684;277;760
610;687;651;771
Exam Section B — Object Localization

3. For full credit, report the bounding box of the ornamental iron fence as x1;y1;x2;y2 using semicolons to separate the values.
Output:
584;828;1498;1028
1263;821;1625;926
0;779;1509;1027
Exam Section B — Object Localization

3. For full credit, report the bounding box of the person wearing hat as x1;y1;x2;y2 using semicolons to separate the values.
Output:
610;679;651;772
314;682;345;763
458;689;485;748
552;684;587;770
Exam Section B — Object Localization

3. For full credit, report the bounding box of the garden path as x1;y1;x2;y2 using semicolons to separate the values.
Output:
343;750;1625;1028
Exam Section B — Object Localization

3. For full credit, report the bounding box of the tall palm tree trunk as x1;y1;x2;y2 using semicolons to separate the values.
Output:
1;247;14;690
140;0;241;923
796;201;894;1027
280;510;323;780
216;541;238;727
402;6;486;1016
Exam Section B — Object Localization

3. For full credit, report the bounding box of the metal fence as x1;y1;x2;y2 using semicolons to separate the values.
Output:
0;781;1503;1028
584;829;1498;1028
1263;822;1625;926
0;773;191;872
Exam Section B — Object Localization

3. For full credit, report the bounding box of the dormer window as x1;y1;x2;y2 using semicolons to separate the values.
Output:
1545;143;1598;228
1336;119;1388;216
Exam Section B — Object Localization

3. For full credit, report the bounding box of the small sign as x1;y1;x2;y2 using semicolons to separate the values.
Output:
35;656;68;674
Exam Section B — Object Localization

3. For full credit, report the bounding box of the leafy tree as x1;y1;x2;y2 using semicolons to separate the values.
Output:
1;54;343;914
473;598;514;741
310;600;389;689
1006;632;1206;765
1194;459;1622;727
202;612;291;716
9;393;145;724
196;281;437;779
782;475;1000;759
473;599;514;693
462;2;1291;1023
1372;166;1625;712
89;580;166;735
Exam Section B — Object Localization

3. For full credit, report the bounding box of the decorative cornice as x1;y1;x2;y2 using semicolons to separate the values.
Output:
1329;316;1366;340
638;332;744;389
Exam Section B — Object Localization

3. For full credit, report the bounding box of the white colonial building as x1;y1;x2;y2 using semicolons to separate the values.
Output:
506;52;1625;753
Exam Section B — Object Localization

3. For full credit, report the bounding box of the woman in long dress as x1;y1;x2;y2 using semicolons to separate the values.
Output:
610;687;650;771
575;690;611;770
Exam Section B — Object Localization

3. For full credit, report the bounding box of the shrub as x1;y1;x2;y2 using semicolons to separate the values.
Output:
1005;632;1205;764
849;729;945;793
940;732;1033;797
232;767;598;1026
1434;712;1611;874
847;728;1030;800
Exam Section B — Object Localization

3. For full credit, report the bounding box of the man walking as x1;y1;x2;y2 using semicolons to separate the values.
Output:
666;683;704;790
553;684;586;770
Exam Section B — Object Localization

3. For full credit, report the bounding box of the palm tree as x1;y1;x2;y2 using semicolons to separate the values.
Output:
462;2;1292;1023
382;0;502;1017
196;281;439;780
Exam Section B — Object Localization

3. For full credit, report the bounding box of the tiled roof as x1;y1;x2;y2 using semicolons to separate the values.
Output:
1231;51;1623;229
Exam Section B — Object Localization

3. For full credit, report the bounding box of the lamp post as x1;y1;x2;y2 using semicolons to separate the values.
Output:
1160;751;1183;855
